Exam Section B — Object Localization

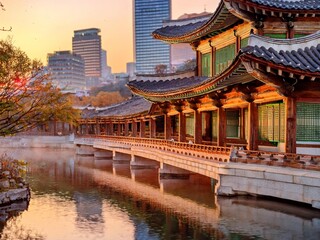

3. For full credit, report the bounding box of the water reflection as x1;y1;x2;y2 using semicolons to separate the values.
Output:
0;148;318;240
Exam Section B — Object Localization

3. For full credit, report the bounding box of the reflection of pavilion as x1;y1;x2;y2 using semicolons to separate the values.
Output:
74;191;104;233
91;166;320;239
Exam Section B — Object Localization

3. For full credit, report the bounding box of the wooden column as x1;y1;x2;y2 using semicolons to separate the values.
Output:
164;114;171;140
109;122;113;135
132;120;137;137
178;111;186;142
194;110;202;144
217;108;226;147
247;102;258;150
140;119;145;138
285;97;297;153
96;120;100;135
124;120;129;136
150;118;156;138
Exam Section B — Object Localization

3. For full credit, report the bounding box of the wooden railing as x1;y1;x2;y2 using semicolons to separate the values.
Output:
75;135;320;170
231;149;320;171
77;135;232;162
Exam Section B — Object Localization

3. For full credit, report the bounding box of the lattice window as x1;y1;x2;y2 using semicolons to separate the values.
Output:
297;102;320;142
226;109;240;138
258;102;285;143
186;113;194;138
215;44;235;75
201;53;211;77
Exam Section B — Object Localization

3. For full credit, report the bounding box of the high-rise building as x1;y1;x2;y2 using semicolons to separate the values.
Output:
72;28;102;78
47;51;85;90
133;0;171;74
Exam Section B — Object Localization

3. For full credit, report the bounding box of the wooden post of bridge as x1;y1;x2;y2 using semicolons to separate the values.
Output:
178;111;186;142
140;119;145;138
247;102;258;150
124;120;129;136
150;118;156;138
194;110;202;144
132;120;137;137
285;97;297;153
165;114;171;140
217;107;226;147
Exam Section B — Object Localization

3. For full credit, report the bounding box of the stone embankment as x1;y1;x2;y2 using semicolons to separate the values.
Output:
0;155;30;208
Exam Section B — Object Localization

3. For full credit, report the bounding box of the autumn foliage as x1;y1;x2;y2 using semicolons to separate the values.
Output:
0;39;79;136
71;91;125;107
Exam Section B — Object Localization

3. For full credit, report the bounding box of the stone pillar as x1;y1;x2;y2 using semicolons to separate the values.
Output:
164;114;171;140
247;102;258;150
159;163;190;179
285;97;297;153
194;110;202;144
217;107;226;147
178;111;186;142
96;120;100;135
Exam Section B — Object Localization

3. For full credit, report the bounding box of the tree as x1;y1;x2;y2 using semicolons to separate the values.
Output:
155;64;167;74
0;39;79;136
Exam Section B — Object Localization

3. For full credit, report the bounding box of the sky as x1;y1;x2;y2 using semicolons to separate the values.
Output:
0;0;219;73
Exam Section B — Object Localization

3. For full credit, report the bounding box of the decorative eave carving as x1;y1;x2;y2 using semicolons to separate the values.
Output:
187;98;201;111
171;99;185;112
158;102;171;114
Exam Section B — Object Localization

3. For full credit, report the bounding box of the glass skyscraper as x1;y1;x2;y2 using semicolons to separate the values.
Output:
133;0;171;74
72;28;102;78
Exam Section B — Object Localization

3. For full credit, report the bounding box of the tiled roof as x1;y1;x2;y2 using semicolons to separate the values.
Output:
152;1;240;43
128;76;209;94
153;20;209;39
250;0;320;10
241;32;320;72
97;96;151;118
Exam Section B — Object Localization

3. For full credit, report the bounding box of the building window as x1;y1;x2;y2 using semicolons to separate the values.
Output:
258;102;285;144
201;53;211;77
297;102;320;142
186;113;195;138
215;44;235;75
226;109;240;138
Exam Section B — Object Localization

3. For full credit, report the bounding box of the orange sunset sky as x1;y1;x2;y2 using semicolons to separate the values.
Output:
1;0;218;73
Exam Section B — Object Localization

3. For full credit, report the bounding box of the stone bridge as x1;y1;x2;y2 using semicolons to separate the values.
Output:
75;136;320;209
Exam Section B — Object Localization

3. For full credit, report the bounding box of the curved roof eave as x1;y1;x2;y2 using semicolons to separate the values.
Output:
152;0;241;44
224;0;320;22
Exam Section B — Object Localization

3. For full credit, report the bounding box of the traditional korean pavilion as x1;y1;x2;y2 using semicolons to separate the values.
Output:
79;0;320;156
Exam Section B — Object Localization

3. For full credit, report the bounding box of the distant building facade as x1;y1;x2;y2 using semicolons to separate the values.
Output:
72;28;102;78
133;0;171;74
47;51;85;90
164;12;212;69
126;62;136;78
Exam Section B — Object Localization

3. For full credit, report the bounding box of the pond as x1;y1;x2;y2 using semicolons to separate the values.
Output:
0;148;319;240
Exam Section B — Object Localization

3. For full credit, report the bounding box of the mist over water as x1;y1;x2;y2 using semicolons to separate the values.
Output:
0;148;319;240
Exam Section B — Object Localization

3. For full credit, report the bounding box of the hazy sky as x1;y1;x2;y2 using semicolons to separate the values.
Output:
1;0;218;73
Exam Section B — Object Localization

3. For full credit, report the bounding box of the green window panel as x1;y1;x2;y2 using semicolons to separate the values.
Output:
186;113;195;138
297;102;320;142
226;109;240;138
240;37;249;48
264;33;287;39
212;111;218;139
294;34;307;38
201;53;211;77
258;102;285;143
215;44;235;75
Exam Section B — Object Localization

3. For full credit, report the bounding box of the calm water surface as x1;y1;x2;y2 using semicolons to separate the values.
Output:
0;148;319;240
